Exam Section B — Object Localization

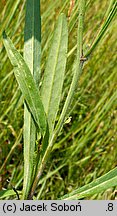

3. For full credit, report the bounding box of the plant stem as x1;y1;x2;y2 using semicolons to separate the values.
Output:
29;0;86;199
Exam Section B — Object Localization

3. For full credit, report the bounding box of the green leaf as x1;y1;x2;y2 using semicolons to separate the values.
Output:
23;106;37;199
40;13;68;137
85;0;117;58
0;0;21;38
3;32;46;136
60;167;117;200
27;14;68;199
24;0;41;86
0;190;22;200
22;0;42;199
49;0;85;145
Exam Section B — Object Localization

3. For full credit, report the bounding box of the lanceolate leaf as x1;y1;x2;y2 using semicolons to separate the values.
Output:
3;32;46;136
28;14;68;199
24;0;41;86
40;13;68;137
23;0;41;199
60;167;117;200
50;0;85;143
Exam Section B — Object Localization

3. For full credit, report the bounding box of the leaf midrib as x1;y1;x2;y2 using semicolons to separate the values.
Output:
14;64;41;128
46;17;64;116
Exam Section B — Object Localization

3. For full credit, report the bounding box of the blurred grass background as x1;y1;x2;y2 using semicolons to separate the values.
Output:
0;0;117;199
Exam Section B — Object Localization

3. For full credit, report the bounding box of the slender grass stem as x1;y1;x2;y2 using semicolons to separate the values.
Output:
85;0;116;58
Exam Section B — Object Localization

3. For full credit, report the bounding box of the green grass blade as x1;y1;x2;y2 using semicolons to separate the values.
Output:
40;13;68;137
0;0;21;37
22;0;41;199
3;32;46;136
85;1;117;58
0;128;22;173
0;190;22;200
60;167;117;200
